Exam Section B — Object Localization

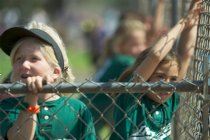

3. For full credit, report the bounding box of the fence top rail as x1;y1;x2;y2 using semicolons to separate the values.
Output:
0;80;205;94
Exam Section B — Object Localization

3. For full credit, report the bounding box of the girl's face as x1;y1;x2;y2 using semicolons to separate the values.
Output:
12;40;54;83
146;60;179;103
120;30;147;57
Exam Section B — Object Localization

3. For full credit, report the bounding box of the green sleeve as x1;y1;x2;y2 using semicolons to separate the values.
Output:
110;93;137;140
0;108;11;138
96;55;135;82
80;107;96;140
0;99;19;139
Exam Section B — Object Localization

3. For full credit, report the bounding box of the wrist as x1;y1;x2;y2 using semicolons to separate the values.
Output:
177;18;187;30
24;94;38;106
18;101;40;114
27;105;40;114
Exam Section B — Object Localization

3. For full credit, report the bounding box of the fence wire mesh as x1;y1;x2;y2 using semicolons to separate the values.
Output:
0;78;209;140
170;1;210;140
0;0;210;140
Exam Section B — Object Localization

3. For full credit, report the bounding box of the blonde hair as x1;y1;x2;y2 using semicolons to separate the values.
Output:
97;19;146;67
10;21;75;82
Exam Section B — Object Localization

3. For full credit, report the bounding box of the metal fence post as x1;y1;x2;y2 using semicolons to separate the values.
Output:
202;55;209;140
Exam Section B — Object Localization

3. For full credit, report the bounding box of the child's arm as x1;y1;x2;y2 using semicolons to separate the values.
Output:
135;0;202;82
177;0;202;80
149;0;165;38
147;0;166;46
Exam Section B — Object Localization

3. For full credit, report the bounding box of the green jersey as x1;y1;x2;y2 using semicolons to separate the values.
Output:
86;54;135;109
79;54;135;138
80;54;135;119
110;93;180;140
94;54;135;82
0;96;96;140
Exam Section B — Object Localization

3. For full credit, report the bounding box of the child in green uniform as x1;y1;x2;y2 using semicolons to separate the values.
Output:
80;19;147;139
0;21;96;140
82;1;166;138
110;0;202;139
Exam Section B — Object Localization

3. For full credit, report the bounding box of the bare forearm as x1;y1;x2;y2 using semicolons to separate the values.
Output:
135;18;186;82
7;112;37;140
178;25;197;58
7;94;38;140
153;0;165;33
137;0;201;81
151;18;186;59
178;24;198;79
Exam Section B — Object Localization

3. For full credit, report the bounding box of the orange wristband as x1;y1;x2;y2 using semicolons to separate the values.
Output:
27;105;40;114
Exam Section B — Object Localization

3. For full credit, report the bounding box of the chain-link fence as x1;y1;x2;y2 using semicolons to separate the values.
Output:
0;0;210;140
175;0;210;139
0;77;209;140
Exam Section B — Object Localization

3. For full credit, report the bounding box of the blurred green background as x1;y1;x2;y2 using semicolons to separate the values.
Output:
0;50;11;81
0;1;192;140
0;0;155;82
0;0;186;82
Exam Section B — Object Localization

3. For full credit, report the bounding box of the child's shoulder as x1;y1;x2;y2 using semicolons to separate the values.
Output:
61;96;87;109
113;54;135;64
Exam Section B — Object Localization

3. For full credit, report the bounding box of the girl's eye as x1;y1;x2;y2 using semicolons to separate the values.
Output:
14;56;22;62
157;75;165;80
31;57;39;61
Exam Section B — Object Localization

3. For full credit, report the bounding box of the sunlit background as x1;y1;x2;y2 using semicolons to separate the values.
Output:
0;0;186;82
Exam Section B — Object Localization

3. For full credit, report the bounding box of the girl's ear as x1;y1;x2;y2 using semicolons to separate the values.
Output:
52;67;62;79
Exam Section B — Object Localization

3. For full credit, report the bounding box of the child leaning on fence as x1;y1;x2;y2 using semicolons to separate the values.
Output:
0;21;96;140
110;0;202;139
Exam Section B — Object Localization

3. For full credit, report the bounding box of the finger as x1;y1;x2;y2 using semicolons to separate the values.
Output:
26;77;32;91
31;77;38;93
189;0;203;12
34;76;43;92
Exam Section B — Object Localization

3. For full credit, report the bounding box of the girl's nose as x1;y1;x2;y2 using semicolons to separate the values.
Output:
21;60;31;69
